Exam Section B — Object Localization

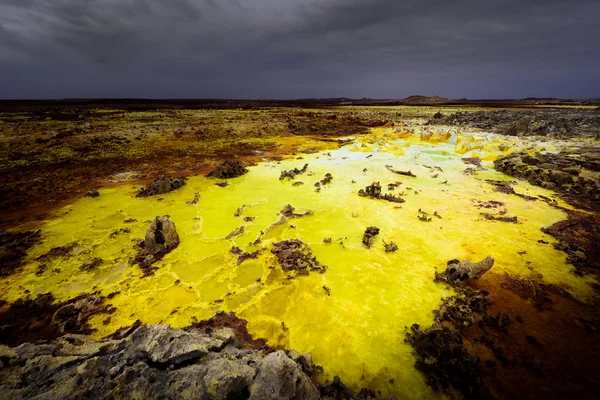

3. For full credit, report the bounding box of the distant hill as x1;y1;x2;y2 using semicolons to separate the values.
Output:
399;95;450;105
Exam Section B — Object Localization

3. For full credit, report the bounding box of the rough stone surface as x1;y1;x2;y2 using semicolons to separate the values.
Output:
494;149;600;207
134;215;180;275
250;351;320;400
358;182;405;203
427;108;600;138
435;256;494;286
271;239;327;274
136;175;186;198
0;319;367;400
542;210;600;275
207;160;248;179
362;226;380;248
280;163;308;180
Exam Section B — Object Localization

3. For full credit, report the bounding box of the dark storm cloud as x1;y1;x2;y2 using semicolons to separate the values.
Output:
0;0;598;99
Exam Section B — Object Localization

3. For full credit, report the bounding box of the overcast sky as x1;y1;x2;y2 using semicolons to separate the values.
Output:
0;0;598;99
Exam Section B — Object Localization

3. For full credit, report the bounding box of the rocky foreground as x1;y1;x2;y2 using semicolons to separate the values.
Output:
0;314;374;400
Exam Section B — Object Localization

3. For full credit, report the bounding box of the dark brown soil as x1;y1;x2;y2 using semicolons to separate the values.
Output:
542;209;600;275
187;311;271;351
0;292;111;347
0;229;41;276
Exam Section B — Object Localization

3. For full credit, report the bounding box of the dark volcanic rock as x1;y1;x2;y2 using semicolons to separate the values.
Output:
362;226;380;248
481;213;519;223
427;108;600;138
0;230;41;276
435;256;494;286
434;288;491;327
280;204;311;218
542;210;600;275
280;163;308;180
386;165;416;177
136;176;186;198
134;216;180;276
383;240;398;253
358;182;405;203
405;324;482;398
271;239;327;274
207;160;248;179
494;149;600;207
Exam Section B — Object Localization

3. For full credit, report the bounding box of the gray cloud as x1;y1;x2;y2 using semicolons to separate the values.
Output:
0;0;598;99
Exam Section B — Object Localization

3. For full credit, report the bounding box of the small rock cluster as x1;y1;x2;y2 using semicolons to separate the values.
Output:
358;182;405;203
136;175;187;198
271;239;327;275
494;150;600;204
207;160;248;179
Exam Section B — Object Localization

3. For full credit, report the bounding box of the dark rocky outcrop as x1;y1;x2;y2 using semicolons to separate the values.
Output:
230;246;261;265
134;216;180;276
136;176;186;198
383;240;398;253
280;164;308;180
435;256;494;286
315;173;333;186
481;213;519;223
386;165;416;177
0;311;371;400
271;239;327;274
494;149;600;207
358;182;405;203
427;108;600;138
405;324;482;398
280;204;311;218
542;210;600;275
207;160;248;179
362;226;380;248
0;229;41;276
405;287;504;399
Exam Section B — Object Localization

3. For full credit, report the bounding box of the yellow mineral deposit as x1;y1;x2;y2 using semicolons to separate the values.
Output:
1;127;595;399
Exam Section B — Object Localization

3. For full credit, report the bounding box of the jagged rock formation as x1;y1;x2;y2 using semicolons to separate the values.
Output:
280;164;308;180
134;216;180;276
427;108;600;138
0;323;317;400
207;160;248;179
358;182;405;203
271;239;327;275
494;149;600;206
362;226;380;248
435;256;494;286
136;176;186;198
